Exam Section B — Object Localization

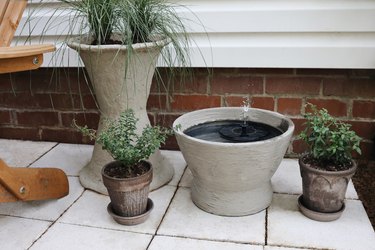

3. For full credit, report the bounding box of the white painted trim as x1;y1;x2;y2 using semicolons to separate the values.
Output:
14;0;375;68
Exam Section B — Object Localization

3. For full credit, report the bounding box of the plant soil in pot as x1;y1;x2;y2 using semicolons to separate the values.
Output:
173;106;294;216
298;104;362;221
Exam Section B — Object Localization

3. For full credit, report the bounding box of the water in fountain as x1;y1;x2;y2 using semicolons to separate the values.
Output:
184;97;283;143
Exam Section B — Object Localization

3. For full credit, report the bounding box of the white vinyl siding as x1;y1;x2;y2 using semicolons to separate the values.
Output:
14;0;375;68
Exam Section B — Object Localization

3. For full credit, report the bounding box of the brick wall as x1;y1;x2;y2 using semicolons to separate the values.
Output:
0;68;374;160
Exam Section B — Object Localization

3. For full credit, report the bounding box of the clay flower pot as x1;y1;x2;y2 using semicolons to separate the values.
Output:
102;161;153;225
298;156;357;221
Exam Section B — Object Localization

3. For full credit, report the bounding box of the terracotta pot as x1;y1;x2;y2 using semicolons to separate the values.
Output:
299;156;357;213
102;161;152;217
67;36;174;194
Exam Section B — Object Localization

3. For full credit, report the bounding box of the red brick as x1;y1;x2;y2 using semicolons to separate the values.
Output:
291;118;307;136
251;97;274;111
155;113;181;128
41;128;93;144
151;68;208;94
61;112;100;129
350;69;375;77
323;78;375;98
0;68;92;94
265;77;321;95
0;126;40;141
0;110;11;124
172;75;208;94
242;68;295;75
349;121;375;140
292;139;309;155
352;100;375;119
224;96;248;107
211;76;263;95
51;94;98;110
0;74;13;91
171;95;221;111
306;99;347;117
16;111;59;127
161;136;179;150
356;141;375;160
147;94;167;111
277;98;302;115
0;93;52;109
296;69;350;76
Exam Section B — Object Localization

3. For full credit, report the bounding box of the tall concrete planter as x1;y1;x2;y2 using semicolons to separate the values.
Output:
173;107;294;216
68;37;174;194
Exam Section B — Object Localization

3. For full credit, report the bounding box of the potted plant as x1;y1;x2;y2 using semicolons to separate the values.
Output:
298;104;362;221
75;109;171;225
53;0;194;194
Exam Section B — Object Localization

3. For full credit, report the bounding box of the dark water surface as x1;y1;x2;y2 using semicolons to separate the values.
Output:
184;120;283;143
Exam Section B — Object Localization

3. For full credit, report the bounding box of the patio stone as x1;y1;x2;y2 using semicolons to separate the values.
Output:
30;223;152;250
1;139;373;250
0;139;56;167
149;235;263;250
0;177;84;221
179;167;192;187
59;185;176;234
160;150;186;186
0;215;51;250
267;193;375;249
271;158;358;199
264;246;303;250
158;187;266;244
30;143;93;176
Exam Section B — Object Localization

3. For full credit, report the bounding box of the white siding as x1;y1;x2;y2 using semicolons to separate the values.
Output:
14;0;375;68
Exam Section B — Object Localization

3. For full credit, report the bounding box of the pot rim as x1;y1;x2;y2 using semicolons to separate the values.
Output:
101;160;152;181
67;35;170;52
298;155;357;175
173;107;295;146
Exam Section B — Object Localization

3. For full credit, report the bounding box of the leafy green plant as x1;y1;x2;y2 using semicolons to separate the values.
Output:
299;103;361;168
73;109;172;171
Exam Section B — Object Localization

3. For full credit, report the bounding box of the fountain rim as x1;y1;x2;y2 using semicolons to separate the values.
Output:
173;107;295;146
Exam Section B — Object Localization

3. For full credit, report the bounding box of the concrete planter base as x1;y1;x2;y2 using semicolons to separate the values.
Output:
173;107;294;216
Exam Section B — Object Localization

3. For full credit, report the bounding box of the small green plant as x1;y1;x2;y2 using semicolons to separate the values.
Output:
299;103;361;168
73;109;172;172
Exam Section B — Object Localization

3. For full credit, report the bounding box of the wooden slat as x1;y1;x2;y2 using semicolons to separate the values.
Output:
0;0;10;24
0;0;27;47
0;44;55;59
0;54;44;73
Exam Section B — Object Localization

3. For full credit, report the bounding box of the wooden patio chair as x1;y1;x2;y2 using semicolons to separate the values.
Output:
0;0;69;202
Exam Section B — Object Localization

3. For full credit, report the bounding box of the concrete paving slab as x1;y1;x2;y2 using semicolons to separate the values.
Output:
30;143;93;176
30;222;152;250
0;139;56;167
59;185;176;235
158;187;266;244
268;193;375;249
